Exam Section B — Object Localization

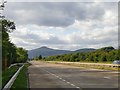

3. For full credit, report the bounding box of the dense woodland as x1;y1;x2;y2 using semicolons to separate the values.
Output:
42;47;120;63
1;19;28;70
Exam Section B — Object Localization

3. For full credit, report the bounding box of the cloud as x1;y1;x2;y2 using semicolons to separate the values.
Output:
4;2;113;27
7;2;118;50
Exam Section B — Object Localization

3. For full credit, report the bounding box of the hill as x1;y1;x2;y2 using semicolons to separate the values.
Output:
74;48;95;53
28;46;71;59
44;46;119;62
28;46;95;59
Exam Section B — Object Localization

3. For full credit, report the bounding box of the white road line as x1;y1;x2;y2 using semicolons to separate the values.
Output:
63;79;66;82
54;74;57;77
41;68;82;90
67;82;70;84
51;74;54;75
59;78;62;79
103;77;111;79
76;86;80;89
71;84;75;86
56;76;59;78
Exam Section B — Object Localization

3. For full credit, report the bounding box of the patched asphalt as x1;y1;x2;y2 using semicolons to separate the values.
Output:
28;61;119;90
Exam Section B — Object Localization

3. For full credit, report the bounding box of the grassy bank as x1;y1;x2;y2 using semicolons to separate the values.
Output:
2;65;20;88
46;61;119;71
11;64;30;90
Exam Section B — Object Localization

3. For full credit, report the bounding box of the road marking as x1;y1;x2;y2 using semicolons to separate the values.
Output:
63;79;66;82
52;74;55;76
67;82;70;84
56;76;59;78
76;86;80;89
41;68;82;90
103;77;111;79
59;78;62;80
71;84;75;86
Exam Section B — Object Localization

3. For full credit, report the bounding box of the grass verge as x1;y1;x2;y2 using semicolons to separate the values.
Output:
11;63;30;90
2;65;20;88
46;61;119;71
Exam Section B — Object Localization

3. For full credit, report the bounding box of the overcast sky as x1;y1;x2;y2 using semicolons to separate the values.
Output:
3;1;118;50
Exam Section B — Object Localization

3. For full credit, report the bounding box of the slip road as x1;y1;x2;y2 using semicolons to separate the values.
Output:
28;61;119;90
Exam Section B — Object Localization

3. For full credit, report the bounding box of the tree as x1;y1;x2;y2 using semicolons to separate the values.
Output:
16;47;28;63
38;55;42;60
1;19;15;32
1;19;16;69
99;46;115;52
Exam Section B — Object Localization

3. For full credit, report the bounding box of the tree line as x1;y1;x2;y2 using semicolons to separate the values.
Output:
1;19;28;70
42;46;120;63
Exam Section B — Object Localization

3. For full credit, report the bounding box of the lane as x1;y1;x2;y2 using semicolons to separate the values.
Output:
28;61;119;89
28;63;78;89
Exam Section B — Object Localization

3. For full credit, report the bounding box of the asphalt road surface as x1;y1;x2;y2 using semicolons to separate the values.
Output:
28;61;119;90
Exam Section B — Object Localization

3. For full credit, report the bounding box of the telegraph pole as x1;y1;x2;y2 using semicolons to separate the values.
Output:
0;0;7;70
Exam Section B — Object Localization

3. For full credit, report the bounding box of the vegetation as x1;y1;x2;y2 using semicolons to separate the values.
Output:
1;19;28;70
42;46;120;63
1;18;28;89
1;19;17;69
2;65;20;88
11;64;30;90
15;48;28;63
33;55;42;61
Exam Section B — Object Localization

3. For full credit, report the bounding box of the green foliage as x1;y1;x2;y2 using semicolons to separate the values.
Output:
32;55;42;60
1;19;15;32
1;19;17;67
16;48;28;63
2;65;19;88
11;65;29;89
43;46;120;63
99;46;115;52
38;55;42;60
1;19;28;68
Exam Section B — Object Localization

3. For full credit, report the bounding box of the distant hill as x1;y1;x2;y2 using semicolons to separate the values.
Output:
43;46;118;62
74;48;96;53
98;46;115;51
28;46;96;59
28;46;71;59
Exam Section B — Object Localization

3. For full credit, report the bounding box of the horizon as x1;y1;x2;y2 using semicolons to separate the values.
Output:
3;2;118;50
27;45;118;51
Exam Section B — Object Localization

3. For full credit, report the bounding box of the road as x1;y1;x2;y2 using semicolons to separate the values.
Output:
28;61;119;90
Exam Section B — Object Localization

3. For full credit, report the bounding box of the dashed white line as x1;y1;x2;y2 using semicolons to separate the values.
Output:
103;77;111;79
71;84;75;86
62;79;66;82
59;78;62;80
56;76;59;78
67;82;70;84
52;74;55;76
76;86;80;89
41;68;82;90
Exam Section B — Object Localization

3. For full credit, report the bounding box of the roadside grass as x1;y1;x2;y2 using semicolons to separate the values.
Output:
2;65;20;88
11;63;30;90
46;60;113;64
69;63;119;71
45;61;119;71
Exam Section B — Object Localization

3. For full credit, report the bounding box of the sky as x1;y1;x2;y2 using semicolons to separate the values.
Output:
2;1;118;50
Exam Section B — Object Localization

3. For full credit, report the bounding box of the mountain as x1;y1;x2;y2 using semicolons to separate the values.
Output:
74;48;96;53
28;46;96;59
98;46;115;51
28;46;72;59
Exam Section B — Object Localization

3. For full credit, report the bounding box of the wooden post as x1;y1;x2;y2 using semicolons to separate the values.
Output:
3;56;8;70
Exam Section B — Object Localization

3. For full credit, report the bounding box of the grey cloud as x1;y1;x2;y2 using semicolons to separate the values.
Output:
10;31;68;46
40;36;67;44
69;28;118;46
4;2;109;27
8;2;118;50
